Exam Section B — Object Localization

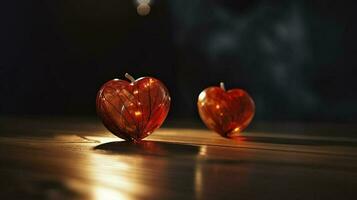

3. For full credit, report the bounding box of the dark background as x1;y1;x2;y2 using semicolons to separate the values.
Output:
1;0;356;123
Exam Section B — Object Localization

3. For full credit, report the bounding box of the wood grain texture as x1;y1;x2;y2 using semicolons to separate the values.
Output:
0;117;357;199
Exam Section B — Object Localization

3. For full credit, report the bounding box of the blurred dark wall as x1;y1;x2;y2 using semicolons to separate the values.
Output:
1;0;356;123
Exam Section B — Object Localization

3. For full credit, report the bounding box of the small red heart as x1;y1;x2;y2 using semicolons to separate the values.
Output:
96;74;171;141
197;83;255;138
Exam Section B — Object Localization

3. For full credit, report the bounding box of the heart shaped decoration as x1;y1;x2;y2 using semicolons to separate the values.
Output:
197;83;255;138
96;73;171;141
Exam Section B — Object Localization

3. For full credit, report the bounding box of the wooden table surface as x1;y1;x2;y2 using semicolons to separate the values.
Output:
1;117;357;200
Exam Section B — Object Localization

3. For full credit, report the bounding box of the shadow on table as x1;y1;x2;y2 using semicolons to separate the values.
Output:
94;140;200;156
234;136;357;147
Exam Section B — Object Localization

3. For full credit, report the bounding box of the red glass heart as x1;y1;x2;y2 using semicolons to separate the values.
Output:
197;83;255;138
96;74;171;141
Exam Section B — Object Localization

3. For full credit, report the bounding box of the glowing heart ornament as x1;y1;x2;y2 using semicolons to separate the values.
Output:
197;82;255;138
96;73;171;142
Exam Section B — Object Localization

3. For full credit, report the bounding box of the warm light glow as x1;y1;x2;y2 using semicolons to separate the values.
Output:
194;163;203;200
89;152;151;200
135;111;142;116
94;187;127;200
133;90;139;94
89;154;133;200
198;146;207;156
137;3;151;16
198;92;206;101
215;104;220;109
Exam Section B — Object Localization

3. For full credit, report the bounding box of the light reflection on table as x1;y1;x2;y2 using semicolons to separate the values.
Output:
1;122;357;199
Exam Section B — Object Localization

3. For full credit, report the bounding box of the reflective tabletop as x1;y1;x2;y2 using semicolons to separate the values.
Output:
1;117;357;199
